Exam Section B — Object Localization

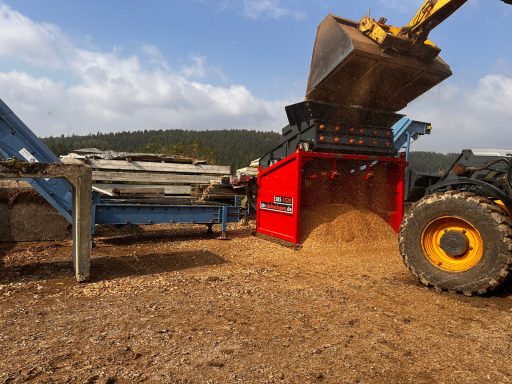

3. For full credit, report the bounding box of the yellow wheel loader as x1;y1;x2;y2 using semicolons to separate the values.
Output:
304;0;512;295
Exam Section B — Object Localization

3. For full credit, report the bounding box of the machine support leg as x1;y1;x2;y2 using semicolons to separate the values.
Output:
220;206;228;240
71;171;92;282
0;161;93;282
207;223;213;234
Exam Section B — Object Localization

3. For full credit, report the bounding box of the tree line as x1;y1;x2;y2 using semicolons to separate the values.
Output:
43;129;282;171
43;130;459;174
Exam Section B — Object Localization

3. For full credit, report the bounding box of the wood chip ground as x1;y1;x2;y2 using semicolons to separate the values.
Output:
1;221;512;383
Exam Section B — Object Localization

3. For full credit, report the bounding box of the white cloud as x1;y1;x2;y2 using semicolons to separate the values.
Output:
216;0;305;21
2;1;509;154
0;3;289;137
243;0;288;19
180;55;207;79
241;0;304;20
406;73;512;153
0;3;71;68
141;44;170;71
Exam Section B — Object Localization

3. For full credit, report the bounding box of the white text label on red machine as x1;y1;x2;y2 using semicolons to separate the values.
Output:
260;196;294;214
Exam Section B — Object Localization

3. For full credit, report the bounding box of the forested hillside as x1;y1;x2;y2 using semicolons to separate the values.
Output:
43;130;282;171
43;130;459;174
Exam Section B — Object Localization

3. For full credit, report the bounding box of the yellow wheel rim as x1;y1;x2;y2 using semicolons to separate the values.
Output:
421;216;483;272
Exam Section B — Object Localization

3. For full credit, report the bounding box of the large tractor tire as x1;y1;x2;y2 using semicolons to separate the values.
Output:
399;191;512;296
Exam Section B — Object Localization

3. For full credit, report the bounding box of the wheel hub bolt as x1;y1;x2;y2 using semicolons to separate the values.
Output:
440;230;470;258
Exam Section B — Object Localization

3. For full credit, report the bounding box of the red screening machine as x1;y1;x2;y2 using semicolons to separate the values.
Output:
256;101;407;245
254;14;441;246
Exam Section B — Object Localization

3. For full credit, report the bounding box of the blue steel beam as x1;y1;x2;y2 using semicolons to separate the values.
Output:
392;117;432;160
0;99;73;222
95;204;239;225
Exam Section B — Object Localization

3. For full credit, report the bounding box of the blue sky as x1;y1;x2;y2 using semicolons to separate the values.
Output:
1;0;511;152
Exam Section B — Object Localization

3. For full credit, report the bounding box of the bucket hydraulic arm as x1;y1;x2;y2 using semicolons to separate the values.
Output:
359;0;512;58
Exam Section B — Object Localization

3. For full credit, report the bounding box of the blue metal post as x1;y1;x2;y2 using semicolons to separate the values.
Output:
220;206;228;239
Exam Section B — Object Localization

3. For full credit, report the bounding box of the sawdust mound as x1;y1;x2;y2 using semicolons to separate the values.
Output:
301;204;396;250
0;188;70;241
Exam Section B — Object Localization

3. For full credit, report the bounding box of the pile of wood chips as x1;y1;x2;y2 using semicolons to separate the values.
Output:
301;204;396;250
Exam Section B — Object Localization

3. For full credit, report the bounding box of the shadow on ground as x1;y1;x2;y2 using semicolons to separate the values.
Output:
91;250;226;282
97;227;249;247
0;250;226;284
388;269;512;311
484;280;512;299
0;242;16;270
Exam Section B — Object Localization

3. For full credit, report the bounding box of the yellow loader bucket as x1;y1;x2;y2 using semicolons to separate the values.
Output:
306;15;452;112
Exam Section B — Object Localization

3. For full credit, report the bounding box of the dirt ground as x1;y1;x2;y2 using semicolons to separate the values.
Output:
1;219;512;384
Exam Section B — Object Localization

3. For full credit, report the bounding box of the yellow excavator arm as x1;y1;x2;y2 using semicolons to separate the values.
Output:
305;0;511;111
359;0;512;58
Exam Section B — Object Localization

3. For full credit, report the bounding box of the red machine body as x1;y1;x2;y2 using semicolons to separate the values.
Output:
256;149;406;245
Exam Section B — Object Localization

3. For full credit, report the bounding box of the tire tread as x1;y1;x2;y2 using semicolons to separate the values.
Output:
399;191;512;295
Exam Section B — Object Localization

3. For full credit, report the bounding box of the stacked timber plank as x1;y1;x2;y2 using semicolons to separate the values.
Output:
61;149;230;199
235;158;260;177
192;177;241;201
66;148;209;164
